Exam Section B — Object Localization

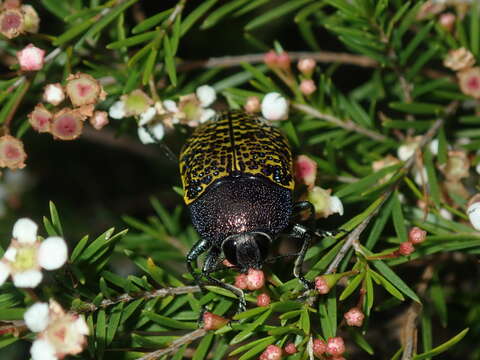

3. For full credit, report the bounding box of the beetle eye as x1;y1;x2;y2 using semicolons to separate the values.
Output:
222;237;238;266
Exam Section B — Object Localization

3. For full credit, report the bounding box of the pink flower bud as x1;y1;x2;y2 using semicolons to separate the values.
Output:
344;307;365;327
89;111;109;130
43;83;65;106
439;13;455;32
295;155;317;189
408;227;427;245
300;79;316;95
0;8;24;39
246;268;265;290
297;58;316;75
66;73;105;107
244;96;260;113
264;50;278;68
28;104;52;133
16;44;45;71
313;339;327;356
398;241;415;256
284;343;297;355
50;109;83;141
256;293;271;307
326;337;345;356
276;52;291;70
0;135;26;169
315;276;330;294
259;345;282;360
202;312;228;331
234;274;248;289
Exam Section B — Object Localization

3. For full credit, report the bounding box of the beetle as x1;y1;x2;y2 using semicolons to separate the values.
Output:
180;110;325;312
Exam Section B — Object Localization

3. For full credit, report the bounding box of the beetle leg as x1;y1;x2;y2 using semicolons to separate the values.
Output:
291;223;314;290
186;238;211;292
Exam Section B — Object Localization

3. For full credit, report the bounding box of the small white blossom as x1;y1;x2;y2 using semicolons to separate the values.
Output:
38;237;68;270
261;92;288;121
163;100;179;113
196;85;217;108
398;143;417;161
330;196;344;216
139;106;157;126
138;123;165;144
28;300;89;360
0;218;68;288
13;218;38;244
200;108;216;123
43;84;65;106
108;100;126;119
24;302;49;332
414;166;428;186
468;202;480;230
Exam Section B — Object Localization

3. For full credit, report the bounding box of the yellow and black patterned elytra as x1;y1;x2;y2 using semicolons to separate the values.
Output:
180;111;294;204
181;111;318;313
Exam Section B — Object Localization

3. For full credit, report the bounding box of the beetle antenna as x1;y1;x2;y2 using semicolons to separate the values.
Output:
142;125;178;164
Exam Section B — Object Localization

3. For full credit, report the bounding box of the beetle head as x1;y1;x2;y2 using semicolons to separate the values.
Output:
222;231;272;272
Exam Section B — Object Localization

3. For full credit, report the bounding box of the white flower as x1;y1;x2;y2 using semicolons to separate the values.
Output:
200;108;216;123
330;196;344;216
139;106;157;126
261;92;288;121
397;143;417;161
196;85;216;108
163;100;179;113
0;218;68;288
413;166;428;186
43;84;65;106
307;186;344;218
27;300;89;360
108;100;126;119
24;302;49;332
468;202;480;230
138;123;165;144
429;139;439;156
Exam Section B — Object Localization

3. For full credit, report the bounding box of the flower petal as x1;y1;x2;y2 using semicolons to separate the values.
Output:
3;246;17;262
38;237;68;270
24;302;49;332
330;196;344;216
30;339;57;360
0;261;11;285
12;218;38;243
12;269;42;288
73;316;90;336
196;85;216;108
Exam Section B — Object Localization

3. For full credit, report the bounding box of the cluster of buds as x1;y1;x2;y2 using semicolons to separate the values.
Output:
109;85;217;144
396;227;427;256
0;218;68;288
444;48;480;99
313;337;346;358
25;300;89;360
234;268;265;291
0;0;39;39
28;73;107;141
298;58;317;96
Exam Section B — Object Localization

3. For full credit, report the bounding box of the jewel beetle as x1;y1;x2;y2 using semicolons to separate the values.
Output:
180;110;324;311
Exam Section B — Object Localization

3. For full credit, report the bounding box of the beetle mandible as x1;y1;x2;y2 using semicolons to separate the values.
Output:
180;110;324;312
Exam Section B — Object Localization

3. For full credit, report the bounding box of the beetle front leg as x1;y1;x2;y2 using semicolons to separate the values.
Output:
291;223;314;290
186;238;211;292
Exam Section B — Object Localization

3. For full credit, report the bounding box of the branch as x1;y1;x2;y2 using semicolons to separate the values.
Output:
137;328;207;360
292;103;389;142
177;51;378;71
77;285;200;313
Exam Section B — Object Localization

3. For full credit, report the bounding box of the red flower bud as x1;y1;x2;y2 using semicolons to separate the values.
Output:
326;337;345;356
315;276;330;294
398;241;415;256
259;345;282;360
284;343;297;354
264;50;278;68
300;79;316;95
256;293;271;307
202;312;228;331
246;268;265;290
234;274;248;289
244;96;260;113
408;227;427;245
276;52;291;70
297;58;316;75
313;339;327;357
344;307;365;327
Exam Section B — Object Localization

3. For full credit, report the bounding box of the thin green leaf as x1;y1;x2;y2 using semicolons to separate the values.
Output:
163;36;177;86
181;0;219;36
245;0;312;31
372;260;420;302
132;8;173;34
413;328;469;360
